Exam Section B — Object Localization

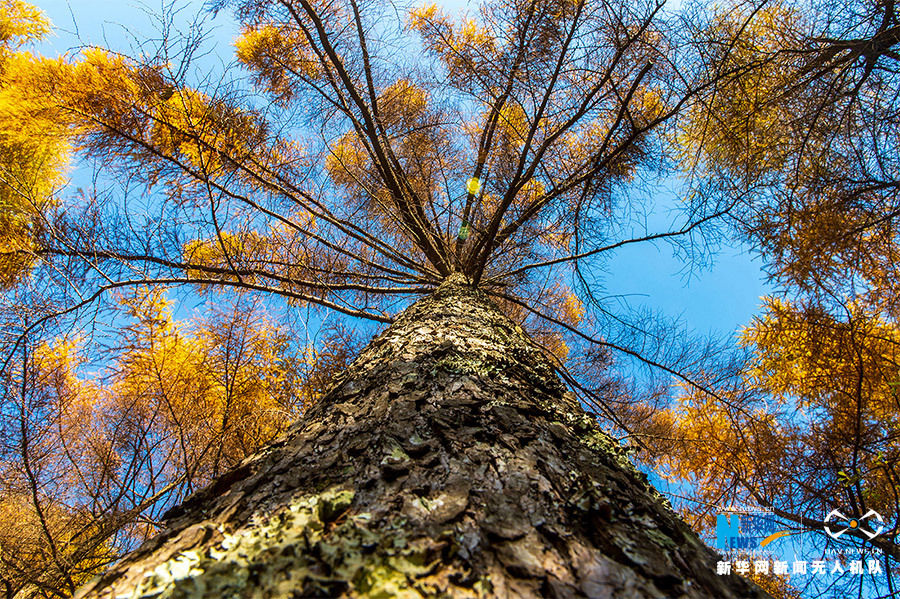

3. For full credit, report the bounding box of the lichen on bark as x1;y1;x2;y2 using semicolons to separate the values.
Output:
75;274;770;598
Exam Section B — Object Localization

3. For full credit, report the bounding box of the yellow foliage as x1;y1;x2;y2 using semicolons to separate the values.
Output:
0;8;320;205
377;78;429;130
456;17;496;55
648;398;787;515
632;86;666;126
182;224;318;290
537;283;584;328
517;178;544;206
326;79;432;187
495;101;529;150
408;2;439;26
113;288;304;476
639;295;900;529
326;130;370;188
33;335;95;417
0;2;68;287
2;43;279;196
678;3;802;176
322;75;445;236
145;85;264;176
0;493;114;595
325;79;434;202
235;23;322;103
1;287;335;596
563;120;608;157
67;47;145;106
559;118;637;182
0;0;49;52
409;4;496;80
541;228;572;251
561;289;584;326
535;329;569;363
742;298;900;418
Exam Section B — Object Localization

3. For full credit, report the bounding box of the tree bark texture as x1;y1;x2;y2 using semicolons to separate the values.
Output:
74;275;770;598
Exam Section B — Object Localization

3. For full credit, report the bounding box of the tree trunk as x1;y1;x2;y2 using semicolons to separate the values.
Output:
74;275;769;598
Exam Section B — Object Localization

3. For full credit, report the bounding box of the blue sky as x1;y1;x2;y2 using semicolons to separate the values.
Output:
32;1;867;596
35;0;772;342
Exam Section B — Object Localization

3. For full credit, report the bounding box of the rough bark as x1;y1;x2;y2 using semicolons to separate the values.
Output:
74;274;770;598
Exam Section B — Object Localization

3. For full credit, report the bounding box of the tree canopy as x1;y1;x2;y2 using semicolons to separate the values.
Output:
1;0;900;596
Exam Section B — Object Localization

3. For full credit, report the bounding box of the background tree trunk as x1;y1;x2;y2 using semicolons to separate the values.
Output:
74;275;769;598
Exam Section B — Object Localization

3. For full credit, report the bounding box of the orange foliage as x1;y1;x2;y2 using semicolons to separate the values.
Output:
1;287;354;595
